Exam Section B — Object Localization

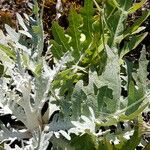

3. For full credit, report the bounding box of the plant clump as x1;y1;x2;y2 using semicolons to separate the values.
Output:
0;0;150;149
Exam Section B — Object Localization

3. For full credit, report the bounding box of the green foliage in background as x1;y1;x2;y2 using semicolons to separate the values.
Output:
0;0;149;149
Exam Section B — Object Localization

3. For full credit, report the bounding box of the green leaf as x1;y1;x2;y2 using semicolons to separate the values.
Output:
131;26;146;34
0;64;4;77
0;44;16;59
98;138;113;150
124;11;150;37
67;10;82;59
118;0;133;10
22;52;29;67
70;133;97;150
34;62;43;77
120;125;141;150
80;0;94;43
106;9;127;46
126;80;143;115
123;56;145;115
97;86;113;112
125;47;149;115
107;0;120;8
128;80;136;106
125;59;133;86
128;0;148;14
33;0;39;15
53;68;79;97
51;22;70;53
50;40;64;60
32;25;41;34
127;32;148;50
120;103;148;121
120;32;148;58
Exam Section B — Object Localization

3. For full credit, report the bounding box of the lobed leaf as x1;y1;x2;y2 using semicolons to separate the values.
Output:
67;10;82;59
51;22;70;54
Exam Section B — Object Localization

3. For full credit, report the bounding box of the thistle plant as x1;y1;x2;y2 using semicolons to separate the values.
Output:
0;0;150;149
